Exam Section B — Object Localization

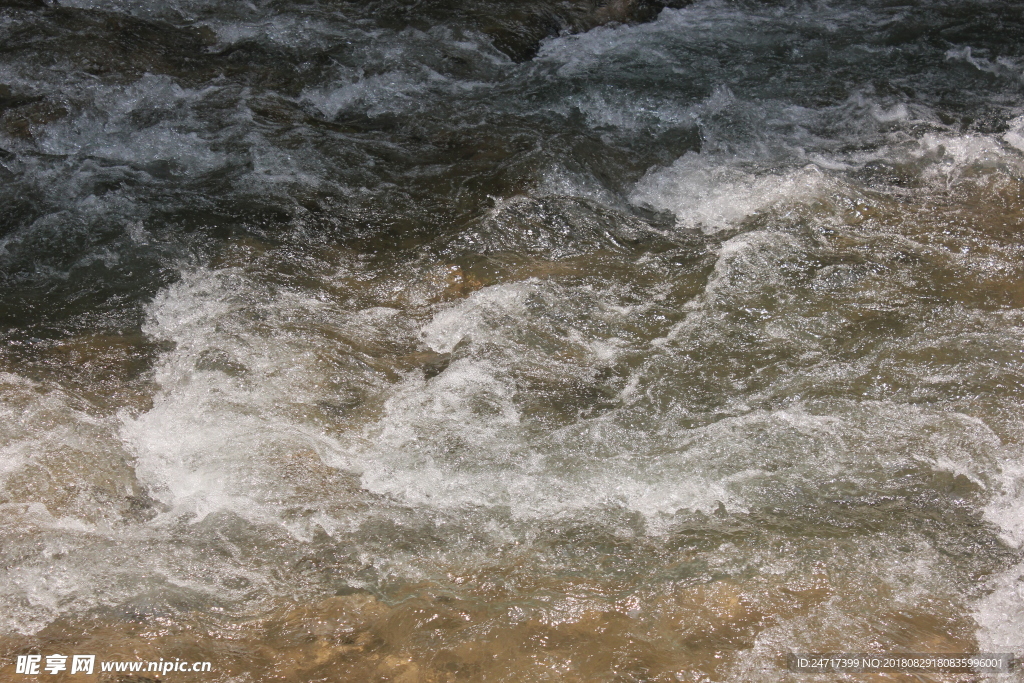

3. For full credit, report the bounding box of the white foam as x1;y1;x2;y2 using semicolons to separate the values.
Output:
352;272;1007;521
974;562;1024;657
0;375;167;633
535;2;771;77
421;282;531;354
631;123;1024;234
535;165;624;207
35;75;228;177
916;132;1020;181
298;26;496;120
0;373;135;523
701;229;803;302
630;155;831;233
946;46;1024;83
302;70;435;120
1005;115;1024;153
114;237;1018;536
120;268;367;529
982;448;1024;550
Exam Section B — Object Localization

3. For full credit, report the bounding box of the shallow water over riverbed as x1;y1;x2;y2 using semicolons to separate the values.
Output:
2;0;1024;680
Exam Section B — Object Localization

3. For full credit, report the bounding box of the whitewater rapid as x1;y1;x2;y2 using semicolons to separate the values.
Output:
1;0;1024;679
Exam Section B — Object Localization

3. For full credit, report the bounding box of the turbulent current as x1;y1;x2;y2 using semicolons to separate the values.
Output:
2;0;1024;680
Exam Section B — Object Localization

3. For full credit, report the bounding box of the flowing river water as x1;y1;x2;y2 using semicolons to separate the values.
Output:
2;0;1024;680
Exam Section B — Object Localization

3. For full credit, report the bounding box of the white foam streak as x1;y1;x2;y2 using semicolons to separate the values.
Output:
632;160;830;232
974;561;1024;658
